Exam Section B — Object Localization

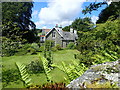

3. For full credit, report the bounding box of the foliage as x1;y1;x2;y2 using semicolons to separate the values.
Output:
26;60;44;74
43;40;53;66
82;2;120;23
67;42;76;49
39;55;52;82
76;49;119;67
91;50;119;64
31;43;40;51
2;67;21;87
71;17;94;32
62;25;71;32
82;2;108;15
75;19;120;66
16;62;32;86
39;46;45;52
55;44;62;50
2;2;37;43
14;43;31;56
2;37;21;56
51;47;58;52
44;40;54;51
63;17;94;33
97;2;120;23
15;43;39;55
27;48;37;55
52;60;88;83
2;38;39;56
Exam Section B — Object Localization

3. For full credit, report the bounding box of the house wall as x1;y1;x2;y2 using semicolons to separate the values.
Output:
62;40;74;48
46;29;63;47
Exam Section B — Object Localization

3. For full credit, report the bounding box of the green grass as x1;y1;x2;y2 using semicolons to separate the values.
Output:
2;54;39;69
53;50;79;65
2;49;80;88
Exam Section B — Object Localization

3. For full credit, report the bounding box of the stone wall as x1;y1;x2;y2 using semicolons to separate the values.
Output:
67;60;119;88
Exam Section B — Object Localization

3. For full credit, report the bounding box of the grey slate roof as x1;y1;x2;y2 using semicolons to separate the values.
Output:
62;31;78;40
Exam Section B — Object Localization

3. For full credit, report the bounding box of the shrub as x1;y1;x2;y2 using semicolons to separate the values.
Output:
45;40;54;51
55;44;62;50
2;68;21;87
67;42;76;49
14;50;28;56
15;43;31;56
26;60;44;74
31;43;40;51
51;47;57;52
2;37;21;56
27;48;37;55
39;46;45;52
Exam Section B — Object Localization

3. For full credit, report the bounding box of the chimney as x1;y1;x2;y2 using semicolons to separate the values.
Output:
70;28;73;33
59;25;62;31
59;25;62;28
74;30;77;34
55;24;58;28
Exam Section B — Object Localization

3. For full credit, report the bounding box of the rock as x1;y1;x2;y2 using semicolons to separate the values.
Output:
67;60;119;88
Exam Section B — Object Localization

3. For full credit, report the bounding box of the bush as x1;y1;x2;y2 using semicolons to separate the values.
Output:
26;60;44;74
67;42;76;49
15;43;31;56
2;37;21;56
2;68;21;87
55;44;62;50
39;46;45;52
14;50;28;56
27;48;37;55
51;47;57;52
45;40;54;51
31;43;40;51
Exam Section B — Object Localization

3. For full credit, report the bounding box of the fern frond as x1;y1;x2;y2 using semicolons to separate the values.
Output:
52;60;87;82
15;62;32;86
39;55;52;82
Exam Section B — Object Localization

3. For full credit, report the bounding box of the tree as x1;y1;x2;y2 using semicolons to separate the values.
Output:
71;17;94;32
62;25;71;32
82;2;108;15
82;2;120;23
97;2;120;23
2;2;37;43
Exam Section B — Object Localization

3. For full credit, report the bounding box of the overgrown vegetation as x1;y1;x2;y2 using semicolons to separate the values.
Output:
2;68;21;87
75;19;120;67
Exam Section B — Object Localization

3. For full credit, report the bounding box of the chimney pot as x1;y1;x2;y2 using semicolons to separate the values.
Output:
70;28;73;33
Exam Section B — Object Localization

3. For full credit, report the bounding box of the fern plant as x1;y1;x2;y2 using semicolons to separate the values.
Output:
91;50;119;64
15;62;32;86
39;55;52;82
52;60;88;83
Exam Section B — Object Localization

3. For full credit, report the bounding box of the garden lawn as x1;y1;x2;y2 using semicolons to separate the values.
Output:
2;49;80;88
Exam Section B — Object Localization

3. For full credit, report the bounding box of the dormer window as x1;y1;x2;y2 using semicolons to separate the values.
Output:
52;31;55;37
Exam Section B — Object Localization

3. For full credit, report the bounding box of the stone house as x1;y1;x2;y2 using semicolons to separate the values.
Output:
39;24;78;48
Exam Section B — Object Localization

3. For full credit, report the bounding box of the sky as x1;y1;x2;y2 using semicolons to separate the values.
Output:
31;0;109;29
